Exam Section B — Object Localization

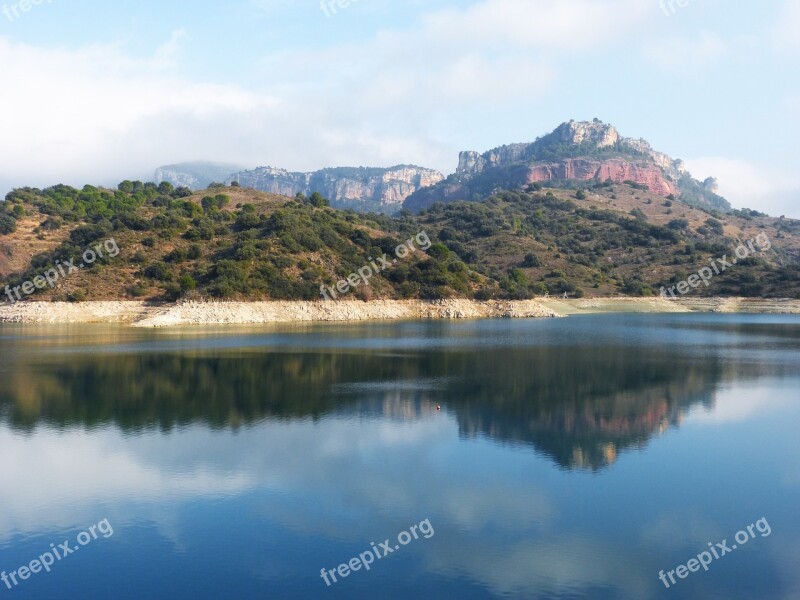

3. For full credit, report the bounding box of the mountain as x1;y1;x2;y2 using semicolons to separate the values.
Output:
226;165;444;214
155;161;246;190
404;120;730;213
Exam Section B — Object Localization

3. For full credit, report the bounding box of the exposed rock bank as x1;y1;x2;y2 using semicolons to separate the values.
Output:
1;298;798;327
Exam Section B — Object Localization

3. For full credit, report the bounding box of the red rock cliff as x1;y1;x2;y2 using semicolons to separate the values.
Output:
526;159;677;196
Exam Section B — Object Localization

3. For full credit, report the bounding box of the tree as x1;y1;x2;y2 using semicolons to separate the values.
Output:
308;192;329;208
157;181;174;195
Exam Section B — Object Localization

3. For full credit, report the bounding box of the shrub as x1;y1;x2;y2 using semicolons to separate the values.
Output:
179;274;197;292
144;262;173;281
523;253;541;267
0;214;18;235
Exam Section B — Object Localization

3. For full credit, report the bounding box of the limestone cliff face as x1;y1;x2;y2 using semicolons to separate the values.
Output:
228;165;444;210
457;145;529;175
552;119;620;148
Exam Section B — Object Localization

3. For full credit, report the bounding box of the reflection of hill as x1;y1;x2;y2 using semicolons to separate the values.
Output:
0;339;783;470
441;346;721;470
444;344;797;470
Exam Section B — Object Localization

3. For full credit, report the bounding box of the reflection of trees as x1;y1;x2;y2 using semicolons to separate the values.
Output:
0;339;786;470
0;352;369;430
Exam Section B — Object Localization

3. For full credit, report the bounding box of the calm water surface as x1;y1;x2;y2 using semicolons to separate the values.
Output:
1;314;799;599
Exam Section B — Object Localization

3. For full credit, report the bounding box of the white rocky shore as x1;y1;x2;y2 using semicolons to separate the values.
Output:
0;299;560;327
0;298;798;327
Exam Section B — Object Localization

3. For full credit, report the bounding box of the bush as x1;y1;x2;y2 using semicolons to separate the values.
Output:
427;243;451;260
522;253;541;267
0;214;18;235
129;282;148;297
705;218;724;235
235;212;260;231
143;262;173;281
667;218;689;230
179;275;197;292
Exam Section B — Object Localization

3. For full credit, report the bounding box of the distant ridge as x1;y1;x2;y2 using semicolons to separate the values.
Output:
226;165;445;214
155;162;246;190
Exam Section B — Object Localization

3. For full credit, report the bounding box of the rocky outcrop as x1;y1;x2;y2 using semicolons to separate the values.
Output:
526;158;678;196
552;119;620;148
405;119;718;212
227;165;444;210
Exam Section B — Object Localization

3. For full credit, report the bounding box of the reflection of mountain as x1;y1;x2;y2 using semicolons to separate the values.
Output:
0;335;787;470
446;346;720;471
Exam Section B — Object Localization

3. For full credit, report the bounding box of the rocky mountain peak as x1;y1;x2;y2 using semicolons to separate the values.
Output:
407;120;731;213
553;119;620;148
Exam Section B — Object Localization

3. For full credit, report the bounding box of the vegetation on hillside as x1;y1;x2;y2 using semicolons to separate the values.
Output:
1;180;798;302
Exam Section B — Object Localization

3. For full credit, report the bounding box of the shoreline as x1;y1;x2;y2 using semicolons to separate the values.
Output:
0;298;799;327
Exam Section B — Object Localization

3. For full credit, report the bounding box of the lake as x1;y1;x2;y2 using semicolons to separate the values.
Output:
1;314;799;599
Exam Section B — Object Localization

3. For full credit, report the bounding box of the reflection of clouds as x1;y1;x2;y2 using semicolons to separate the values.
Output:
1;414;557;581
686;385;792;424
0;426;254;540
640;512;720;550
423;536;653;599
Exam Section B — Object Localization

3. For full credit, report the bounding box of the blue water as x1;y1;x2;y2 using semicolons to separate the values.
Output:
1;314;798;599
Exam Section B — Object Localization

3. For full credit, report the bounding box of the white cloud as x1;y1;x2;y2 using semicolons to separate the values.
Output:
0;0;655;192
0;34;280;188
685;156;800;218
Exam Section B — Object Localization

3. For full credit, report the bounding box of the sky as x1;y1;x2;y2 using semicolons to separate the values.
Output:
0;0;798;217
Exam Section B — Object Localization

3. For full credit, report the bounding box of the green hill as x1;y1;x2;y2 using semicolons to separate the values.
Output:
1;179;798;303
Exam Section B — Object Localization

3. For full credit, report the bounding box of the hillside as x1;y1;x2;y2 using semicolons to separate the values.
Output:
1;179;798;304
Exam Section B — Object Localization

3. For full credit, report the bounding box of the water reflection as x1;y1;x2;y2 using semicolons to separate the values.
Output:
0;316;798;599
1;317;796;471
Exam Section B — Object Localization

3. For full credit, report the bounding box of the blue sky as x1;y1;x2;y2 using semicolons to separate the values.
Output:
1;0;798;216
